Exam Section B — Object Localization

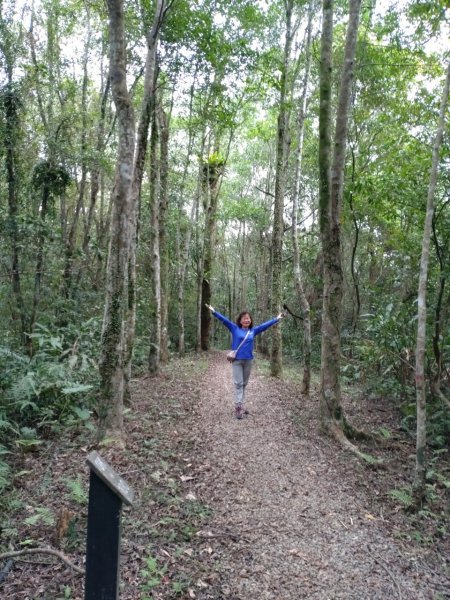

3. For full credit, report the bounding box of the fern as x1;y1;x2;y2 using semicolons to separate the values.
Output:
389;488;414;507
378;427;392;439
0;460;11;493
65;476;88;505
360;452;384;465
24;506;55;526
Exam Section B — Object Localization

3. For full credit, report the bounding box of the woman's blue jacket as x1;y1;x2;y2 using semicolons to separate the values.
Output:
212;311;280;360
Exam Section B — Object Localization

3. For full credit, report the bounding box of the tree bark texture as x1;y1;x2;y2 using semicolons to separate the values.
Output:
98;0;136;442
413;60;450;503
291;1;313;395
200;154;224;350
2;84;27;343
319;0;361;433
176;80;201;354
158;100;170;363
430;215;449;404
63;19;91;298
125;0;166;388
271;0;294;377
148;106;161;375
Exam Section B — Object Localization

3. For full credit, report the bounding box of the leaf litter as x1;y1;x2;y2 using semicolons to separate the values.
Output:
1;351;449;599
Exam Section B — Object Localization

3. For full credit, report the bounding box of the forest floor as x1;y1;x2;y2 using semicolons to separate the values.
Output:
1;351;449;600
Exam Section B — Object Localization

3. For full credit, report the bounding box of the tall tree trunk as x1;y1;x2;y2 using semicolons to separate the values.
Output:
291;1;313;396
158;99;170;362
124;0;166;390
413;60;450;503
200;151;224;350
148;105;161;374
238;221;247;310
176;80;200;355
318;0;361;444
82;77;110;256
2;83;27;343
63;21;90;298
30;183;50;343
348;146;361;334
271;0;294;377
98;0;136;444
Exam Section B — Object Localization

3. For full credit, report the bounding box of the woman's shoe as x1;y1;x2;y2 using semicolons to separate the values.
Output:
235;405;243;419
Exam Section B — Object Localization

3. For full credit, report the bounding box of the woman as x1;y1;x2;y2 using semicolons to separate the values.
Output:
205;304;285;419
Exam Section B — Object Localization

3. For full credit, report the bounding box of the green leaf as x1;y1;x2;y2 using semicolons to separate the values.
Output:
62;384;93;395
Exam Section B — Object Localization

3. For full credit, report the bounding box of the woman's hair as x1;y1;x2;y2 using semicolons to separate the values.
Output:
236;311;253;328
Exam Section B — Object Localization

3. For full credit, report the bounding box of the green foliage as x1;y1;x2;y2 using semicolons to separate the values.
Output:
64;476;88;505
0;445;11;494
0;320;100;480
359;452;384;466
399;398;450;451
14;427;43;451
389;487;414;508
378;427;392;439
24;506;55;526
31;160;71;197
140;555;168;594
355;302;416;401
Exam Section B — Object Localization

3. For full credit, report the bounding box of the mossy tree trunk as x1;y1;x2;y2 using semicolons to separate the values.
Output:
271;0;294;377
318;0;361;441
2;83;27;344
200;151;225;351
125;0;166;390
158;100;170;363
148;100;161;375
98;0;136;443
291;0;313;396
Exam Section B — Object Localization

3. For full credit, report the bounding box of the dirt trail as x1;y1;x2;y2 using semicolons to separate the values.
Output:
190;352;449;599
1;351;448;600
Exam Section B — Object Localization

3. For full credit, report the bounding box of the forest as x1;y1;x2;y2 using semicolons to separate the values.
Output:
0;0;449;597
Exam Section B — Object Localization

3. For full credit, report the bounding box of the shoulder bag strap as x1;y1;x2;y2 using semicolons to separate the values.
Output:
235;329;250;353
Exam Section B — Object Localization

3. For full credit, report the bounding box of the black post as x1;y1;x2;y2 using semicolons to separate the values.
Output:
85;471;122;599
84;452;134;600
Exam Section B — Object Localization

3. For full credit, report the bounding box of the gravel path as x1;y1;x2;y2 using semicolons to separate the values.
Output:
192;352;449;600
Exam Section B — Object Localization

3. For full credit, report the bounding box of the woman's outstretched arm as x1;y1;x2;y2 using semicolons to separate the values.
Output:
205;304;235;332
253;312;285;335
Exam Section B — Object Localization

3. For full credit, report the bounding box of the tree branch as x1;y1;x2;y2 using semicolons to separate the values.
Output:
0;548;84;575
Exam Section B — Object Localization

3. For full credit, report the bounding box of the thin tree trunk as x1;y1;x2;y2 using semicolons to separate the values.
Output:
413;60;450;503
200;151;224;350
30;184;50;342
348;146;361;334
82;76;110;255
291;1;313;395
198;123;234;350
158;99;170;362
124;0;166;390
98;0;136;444
176;79;200;354
271;0;294;377
63;22;90;297
319;0;362;444
2;83;27;343
148;105;161;374
430;211;449;403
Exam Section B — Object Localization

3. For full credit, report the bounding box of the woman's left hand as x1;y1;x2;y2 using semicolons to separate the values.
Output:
277;312;286;320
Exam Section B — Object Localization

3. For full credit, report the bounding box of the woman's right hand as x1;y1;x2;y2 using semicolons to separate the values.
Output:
205;303;215;312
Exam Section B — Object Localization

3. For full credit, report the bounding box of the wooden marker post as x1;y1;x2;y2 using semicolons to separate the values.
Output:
85;451;134;600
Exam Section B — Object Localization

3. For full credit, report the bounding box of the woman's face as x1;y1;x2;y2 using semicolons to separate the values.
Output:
240;313;252;328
